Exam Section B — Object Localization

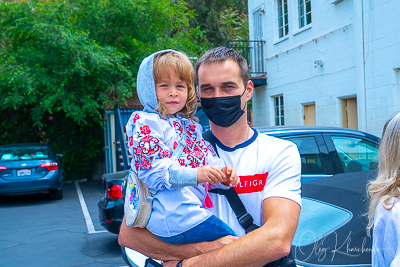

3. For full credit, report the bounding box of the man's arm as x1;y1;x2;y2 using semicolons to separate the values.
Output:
118;217;238;261
165;197;300;267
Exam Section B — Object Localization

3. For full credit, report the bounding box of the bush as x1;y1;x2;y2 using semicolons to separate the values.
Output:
0;109;103;181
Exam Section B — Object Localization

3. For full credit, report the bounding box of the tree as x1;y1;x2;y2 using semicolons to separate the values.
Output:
219;7;249;41
0;0;208;179
0;0;208;126
186;0;248;47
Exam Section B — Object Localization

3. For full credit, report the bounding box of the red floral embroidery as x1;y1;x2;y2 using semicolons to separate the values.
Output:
186;138;192;146
140;125;151;135
207;144;217;157
138;135;160;156
141;157;151;170
189;124;196;132
183;147;190;154
173;121;183;135
173;141;178;150
193;151;204;159
135;160;140;171
178;159;185;166
133;114;140;123
129;136;134;146
188;157;200;168
159;149;172;158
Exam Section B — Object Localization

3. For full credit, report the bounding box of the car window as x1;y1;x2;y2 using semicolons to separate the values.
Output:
286;136;325;174
292;197;352;247
0;146;50;162
331;136;379;172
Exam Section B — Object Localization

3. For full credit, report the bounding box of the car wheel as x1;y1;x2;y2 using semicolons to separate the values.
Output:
52;185;63;200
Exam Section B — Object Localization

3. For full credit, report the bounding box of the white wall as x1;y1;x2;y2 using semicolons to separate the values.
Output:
251;0;356;128
249;0;400;137
362;0;400;136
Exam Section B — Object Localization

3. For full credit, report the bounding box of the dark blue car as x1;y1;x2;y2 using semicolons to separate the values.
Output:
0;143;64;200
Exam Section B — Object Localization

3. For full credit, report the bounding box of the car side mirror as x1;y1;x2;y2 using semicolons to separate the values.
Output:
56;154;64;160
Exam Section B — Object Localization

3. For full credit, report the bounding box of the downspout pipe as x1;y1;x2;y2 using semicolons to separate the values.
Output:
354;0;367;132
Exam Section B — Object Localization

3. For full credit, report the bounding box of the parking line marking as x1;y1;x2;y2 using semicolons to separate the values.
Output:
75;181;107;234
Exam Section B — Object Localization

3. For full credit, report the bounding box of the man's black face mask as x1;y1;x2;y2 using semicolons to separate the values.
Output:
200;88;247;127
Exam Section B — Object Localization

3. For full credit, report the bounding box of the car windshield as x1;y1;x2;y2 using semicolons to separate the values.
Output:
0;146;50;162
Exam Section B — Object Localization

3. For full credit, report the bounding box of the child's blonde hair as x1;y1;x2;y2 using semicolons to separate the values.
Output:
367;112;400;234
153;51;197;120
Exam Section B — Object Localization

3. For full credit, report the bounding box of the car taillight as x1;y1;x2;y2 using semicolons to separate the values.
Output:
0;166;9;172
39;162;58;171
106;184;122;199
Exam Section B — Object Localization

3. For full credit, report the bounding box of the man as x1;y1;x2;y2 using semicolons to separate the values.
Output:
118;47;301;266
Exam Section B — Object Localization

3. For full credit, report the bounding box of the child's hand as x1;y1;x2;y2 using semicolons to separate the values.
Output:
197;165;225;185
221;165;240;187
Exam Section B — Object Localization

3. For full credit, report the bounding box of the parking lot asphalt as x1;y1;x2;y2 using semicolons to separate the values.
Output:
0;181;127;267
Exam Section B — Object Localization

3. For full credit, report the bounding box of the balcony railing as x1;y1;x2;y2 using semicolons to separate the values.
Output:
226;40;266;76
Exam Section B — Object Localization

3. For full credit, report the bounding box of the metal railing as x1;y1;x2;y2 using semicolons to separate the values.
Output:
227;40;266;76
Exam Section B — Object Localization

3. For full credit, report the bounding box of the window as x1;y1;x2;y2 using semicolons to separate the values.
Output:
277;0;289;38
287;136;324;175
274;95;284;126
331;136;379;172
0;146;50;162
253;8;263;40
298;0;312;28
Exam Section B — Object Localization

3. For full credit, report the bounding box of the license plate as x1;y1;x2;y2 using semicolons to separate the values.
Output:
17;169;32;176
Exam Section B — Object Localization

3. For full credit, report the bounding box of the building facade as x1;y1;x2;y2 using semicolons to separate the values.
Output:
248;0;400;136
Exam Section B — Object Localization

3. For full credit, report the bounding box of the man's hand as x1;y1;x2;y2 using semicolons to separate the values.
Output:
167;198;300;267
118;217;238;262
221;165;240;187
206;235;239;251
197;165;225;185
162;235;238;266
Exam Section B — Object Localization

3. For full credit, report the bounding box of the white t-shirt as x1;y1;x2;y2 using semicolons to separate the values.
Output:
372;198;400;266
209;130;302;237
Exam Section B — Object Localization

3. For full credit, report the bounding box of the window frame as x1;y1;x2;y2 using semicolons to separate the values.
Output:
273;95;285;126
277;0;289;38
298;0;312;29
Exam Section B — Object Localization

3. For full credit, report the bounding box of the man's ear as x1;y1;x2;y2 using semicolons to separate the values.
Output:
196;85;200;99
246;80;254;101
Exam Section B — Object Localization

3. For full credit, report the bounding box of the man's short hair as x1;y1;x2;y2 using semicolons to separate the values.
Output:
195;47;249;87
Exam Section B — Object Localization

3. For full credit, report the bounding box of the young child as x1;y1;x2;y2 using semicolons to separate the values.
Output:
126;49;239;245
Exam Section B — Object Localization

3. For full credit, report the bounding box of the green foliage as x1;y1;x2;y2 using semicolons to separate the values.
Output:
186;0;248;46
219;7;249;41
44;111;104;180
0;109;103;180
0;0;209;180
0;0;207;126
0;0;134;125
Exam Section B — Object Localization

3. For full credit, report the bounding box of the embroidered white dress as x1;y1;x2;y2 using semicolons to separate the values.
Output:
126;111;225;237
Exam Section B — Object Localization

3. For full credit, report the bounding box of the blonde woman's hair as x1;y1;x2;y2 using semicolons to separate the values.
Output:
367;112;400;234
153;51;197;120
